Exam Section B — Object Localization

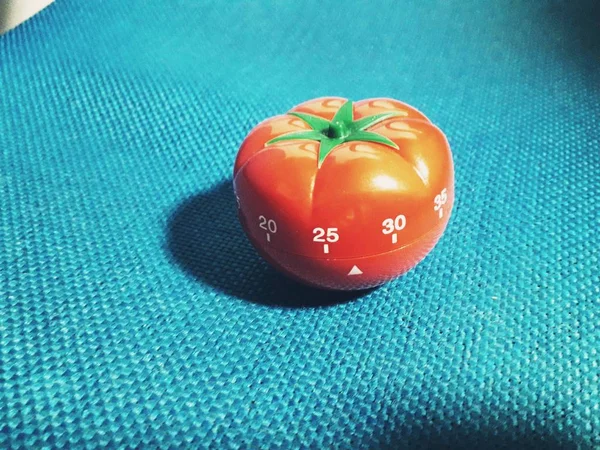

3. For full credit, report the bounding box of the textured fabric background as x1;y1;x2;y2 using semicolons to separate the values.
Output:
1;1;599;448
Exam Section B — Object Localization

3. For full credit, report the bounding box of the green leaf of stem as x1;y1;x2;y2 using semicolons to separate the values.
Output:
266;130;325;145
317;138;344;167
288;112;331;132
331;100;354;126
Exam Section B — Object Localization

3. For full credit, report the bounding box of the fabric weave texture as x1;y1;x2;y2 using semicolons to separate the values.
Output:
1;1;599;448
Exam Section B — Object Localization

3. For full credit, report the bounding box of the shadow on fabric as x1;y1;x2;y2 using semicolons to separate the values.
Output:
382;426;575;450
542;0;600;70
165;181;372;308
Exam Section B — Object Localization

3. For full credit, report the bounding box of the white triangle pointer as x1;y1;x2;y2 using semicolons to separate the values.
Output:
348;265;363;276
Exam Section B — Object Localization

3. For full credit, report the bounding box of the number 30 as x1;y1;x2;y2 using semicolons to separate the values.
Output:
382;215;406;234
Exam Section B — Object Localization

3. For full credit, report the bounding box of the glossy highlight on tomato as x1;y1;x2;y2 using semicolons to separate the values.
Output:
233;97;454;290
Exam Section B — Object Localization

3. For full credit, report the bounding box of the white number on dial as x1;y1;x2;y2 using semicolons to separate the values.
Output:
259;216;277;241
313;227;339;242
382;215;406;244
434;188;448;218
382;215;406;234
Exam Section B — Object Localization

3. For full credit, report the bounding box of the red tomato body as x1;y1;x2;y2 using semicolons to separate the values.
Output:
233;97;454;290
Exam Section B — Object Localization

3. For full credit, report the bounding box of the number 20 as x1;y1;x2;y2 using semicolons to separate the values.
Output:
259;215;277;233
382;215;406;234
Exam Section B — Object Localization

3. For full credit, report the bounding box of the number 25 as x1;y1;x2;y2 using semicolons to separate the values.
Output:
313;227;339;242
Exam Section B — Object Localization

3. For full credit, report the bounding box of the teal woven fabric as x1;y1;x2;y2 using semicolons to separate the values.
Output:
1;1;599;448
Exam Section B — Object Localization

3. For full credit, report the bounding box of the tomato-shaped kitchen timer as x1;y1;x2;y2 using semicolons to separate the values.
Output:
233;97;454;290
